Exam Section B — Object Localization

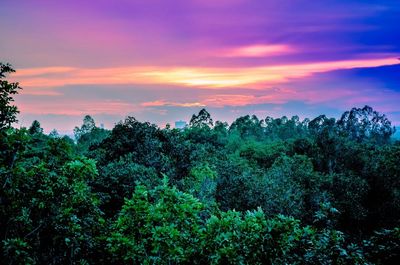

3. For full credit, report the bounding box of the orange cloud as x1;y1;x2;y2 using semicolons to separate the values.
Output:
15;67;76;77
12;57;399;89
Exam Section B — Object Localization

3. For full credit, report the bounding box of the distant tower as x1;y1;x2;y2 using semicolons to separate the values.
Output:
100;123;104;129
175;120;187;129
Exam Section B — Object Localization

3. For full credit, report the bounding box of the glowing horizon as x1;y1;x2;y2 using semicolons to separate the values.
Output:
1;0;400;133
13;57;399;91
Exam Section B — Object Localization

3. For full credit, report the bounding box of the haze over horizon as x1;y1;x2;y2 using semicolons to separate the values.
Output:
1;0;400;133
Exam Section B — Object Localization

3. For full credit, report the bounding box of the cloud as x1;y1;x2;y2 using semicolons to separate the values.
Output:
17;99;141;116
3;0;400;132
12;57;399;89
220;44;294;57
140;100;205;107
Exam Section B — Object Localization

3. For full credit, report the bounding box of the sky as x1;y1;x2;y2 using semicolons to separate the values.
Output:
1;0;400;133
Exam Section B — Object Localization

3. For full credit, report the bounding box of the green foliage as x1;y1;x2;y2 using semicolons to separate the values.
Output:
1;131;104;263
28;120;43;135
93;153;161;217
107;180;205;264
230;115;264;139
259;155;315;218
237;140;288;169
182;163;217;206
74;115;110;154
364;228;400;264
107;183;370;264
0;63;22;130
91;117;165;168
74;115;96;140
2;238;35;265
337;105;395;144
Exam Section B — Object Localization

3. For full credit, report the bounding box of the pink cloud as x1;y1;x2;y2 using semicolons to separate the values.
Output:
12;57;398;89
220;44;294;57
141;100;205;107
201;94;256;107
17;99;142;116
20;89;63;96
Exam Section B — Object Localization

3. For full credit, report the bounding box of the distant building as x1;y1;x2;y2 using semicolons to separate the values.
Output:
175;120;187;129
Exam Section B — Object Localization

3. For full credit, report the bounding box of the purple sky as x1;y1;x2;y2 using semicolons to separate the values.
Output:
1;0;400;133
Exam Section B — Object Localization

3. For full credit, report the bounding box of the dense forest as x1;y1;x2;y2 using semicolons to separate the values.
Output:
1;62;399;264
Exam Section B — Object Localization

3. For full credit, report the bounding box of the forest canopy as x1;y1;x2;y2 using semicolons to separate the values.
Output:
1;63;399;264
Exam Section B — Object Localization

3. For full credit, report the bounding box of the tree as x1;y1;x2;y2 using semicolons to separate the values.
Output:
107;179;205;264
337;105;395;143
229;115;264;139
28;120;43;135
74;115;96;140
0;63;22;130
49;129;60;138
308;115;340;173
190;108;213;128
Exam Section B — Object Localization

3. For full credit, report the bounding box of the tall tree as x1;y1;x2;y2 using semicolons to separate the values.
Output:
230;115;264;139
337;105;395;143
190;108;213;128
74;115;96;140
0;63;22;130
28;120;43;135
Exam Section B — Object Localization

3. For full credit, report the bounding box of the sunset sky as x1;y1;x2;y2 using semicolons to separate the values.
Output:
1;0;400;133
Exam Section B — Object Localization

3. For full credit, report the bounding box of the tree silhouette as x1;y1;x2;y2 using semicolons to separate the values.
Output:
337;105;395;143
0;63;22;130
189;108;213;128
